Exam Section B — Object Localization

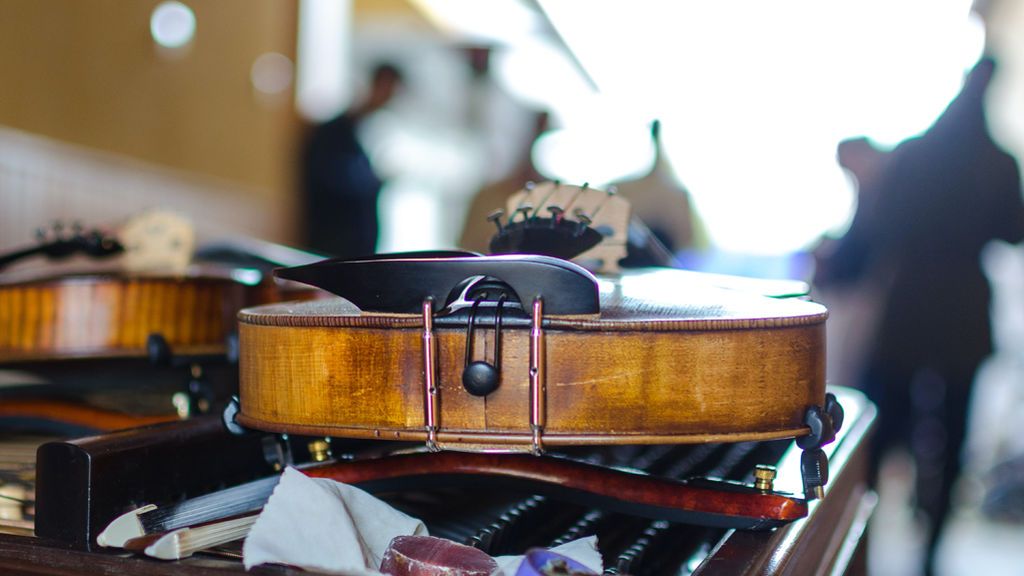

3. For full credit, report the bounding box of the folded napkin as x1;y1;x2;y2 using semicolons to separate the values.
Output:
243;466;427;574
243;466;603;575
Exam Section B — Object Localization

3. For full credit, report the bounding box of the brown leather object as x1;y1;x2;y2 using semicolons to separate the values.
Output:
237;267;827;448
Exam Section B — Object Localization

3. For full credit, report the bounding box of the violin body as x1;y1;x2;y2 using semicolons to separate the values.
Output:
0;272;248;364
237;263;827;450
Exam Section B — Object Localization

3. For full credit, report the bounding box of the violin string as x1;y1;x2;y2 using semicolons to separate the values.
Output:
527;181;560;219
560;182;589;217
586;187;615;221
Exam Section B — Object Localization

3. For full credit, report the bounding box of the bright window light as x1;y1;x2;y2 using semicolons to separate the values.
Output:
528;0;985;256
296;0;351;121
150;1;196;49
251;52;294;96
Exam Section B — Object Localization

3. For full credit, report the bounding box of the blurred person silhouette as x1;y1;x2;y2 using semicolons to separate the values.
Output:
302;63;403;258
814;137;891;284
815;56;1024;575
813;137;892;406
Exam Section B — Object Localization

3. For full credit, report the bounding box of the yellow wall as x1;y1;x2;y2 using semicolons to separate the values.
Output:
0;0;299;208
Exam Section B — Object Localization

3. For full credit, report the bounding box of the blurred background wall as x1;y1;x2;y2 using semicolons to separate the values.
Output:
0;0;299;244
3;0;1018;261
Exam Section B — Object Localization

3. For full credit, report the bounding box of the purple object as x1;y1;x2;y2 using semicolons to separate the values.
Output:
514;549;597;576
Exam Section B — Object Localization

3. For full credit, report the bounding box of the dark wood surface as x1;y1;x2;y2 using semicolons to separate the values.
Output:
692;387;877;575
34;416;286;549
0;532;302;575
0;389;875;575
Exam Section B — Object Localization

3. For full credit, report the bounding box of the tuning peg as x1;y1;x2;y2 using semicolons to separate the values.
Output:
573;208;593;236
487;209;505;233
825;392;844;433
35;227;47;242
801;448;829;500
547;206;564;226
515;204;533;223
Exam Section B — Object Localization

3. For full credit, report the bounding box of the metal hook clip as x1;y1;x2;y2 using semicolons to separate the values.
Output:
421;298;440;452
462;295;505;397
530;297;547;455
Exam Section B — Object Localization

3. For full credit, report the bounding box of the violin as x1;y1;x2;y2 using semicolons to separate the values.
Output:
236;252;828;452
234;183;836;457
0;213;322;365
0;214;237;364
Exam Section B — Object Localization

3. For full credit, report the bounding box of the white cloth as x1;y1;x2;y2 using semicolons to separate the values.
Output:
243;466;603;575
243;466;427;574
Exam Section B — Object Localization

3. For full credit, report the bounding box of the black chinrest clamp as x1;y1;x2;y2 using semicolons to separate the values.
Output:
273;252;600;317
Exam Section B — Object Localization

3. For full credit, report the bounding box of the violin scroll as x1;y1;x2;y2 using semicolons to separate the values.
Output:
0;221;123;271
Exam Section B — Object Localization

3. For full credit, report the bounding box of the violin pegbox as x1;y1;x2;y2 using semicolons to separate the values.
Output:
119;210;195;274
33;221;123;260
493;182;631;274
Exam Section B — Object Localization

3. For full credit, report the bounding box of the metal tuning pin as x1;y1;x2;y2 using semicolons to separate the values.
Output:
531;181;560;219
547;205;564;227
487;209;505;233
307;438;332;463
515;204;534;224
573;208;593;237
462;296;505;397
754;464;776;493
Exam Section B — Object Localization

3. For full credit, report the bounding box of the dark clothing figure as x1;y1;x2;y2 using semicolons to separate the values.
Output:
816;57;1024;575
301;64;402;259
302;113;382;259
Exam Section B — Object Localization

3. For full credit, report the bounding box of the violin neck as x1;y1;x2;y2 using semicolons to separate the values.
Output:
0;245;44;271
